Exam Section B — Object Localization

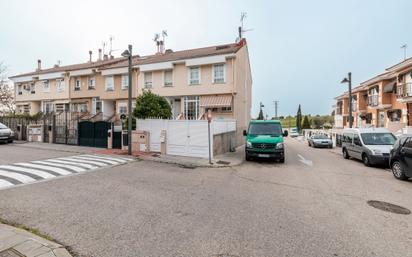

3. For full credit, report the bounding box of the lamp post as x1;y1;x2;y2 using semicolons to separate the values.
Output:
121;45;133;155
341;72;353;128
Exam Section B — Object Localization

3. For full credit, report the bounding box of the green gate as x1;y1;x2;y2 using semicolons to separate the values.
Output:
94;121;110;148
78;121;95;147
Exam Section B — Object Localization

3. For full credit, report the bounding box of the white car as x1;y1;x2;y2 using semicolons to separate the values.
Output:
289;128;299;138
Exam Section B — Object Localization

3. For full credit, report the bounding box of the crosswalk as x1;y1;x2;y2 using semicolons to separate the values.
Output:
0;154;134;190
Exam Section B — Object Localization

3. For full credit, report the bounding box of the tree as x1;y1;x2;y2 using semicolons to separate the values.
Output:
0;62;14;115
133;90;172;119
296;104;302;132
257;108;264;120
301;115;311;129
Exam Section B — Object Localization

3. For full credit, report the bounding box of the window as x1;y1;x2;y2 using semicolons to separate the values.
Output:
248;123;282;136
213;64;225;83
105;76;114;91
30;83;35;94
88;77;95;89
221;106;232;112
74;78;81;91
17;85;22;95
360;133;396;145
43;80;50;92
42;101;53;113
23;105;30;114
118;104;127;114
353;134;362;146
164;70;173;86
184;96;200;120
55;104;65;112
144;72;152;88
404;138;412;149
121;74;129;90
56;79;65;92
189;67;200;85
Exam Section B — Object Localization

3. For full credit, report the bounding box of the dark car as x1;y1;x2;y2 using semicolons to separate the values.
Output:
0;122;14;143
389;135;412;180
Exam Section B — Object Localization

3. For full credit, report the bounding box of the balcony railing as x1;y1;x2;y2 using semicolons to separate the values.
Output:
368;95;379;107
397;83;412;98
336;109;342;115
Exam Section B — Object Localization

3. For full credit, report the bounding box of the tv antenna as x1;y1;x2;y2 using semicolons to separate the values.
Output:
237;12;253;42
401;44;408;60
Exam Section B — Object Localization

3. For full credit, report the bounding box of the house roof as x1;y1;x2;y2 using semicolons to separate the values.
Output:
10;40;245;79
385;56;412;72
102;41;245;70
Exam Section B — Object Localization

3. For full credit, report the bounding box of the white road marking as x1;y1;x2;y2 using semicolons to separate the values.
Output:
16;163;72;175
298;154;313;167
82;155;130;162
57;157;108;167
72;156;119;165
46;159;97;169
0;170;36;183
0;179;14;188
32;161;85;173
0;165;55;179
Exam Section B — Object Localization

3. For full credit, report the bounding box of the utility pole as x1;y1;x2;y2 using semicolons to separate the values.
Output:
273;100;279;119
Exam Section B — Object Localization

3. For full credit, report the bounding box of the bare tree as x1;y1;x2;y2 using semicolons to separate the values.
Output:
0;62;15;115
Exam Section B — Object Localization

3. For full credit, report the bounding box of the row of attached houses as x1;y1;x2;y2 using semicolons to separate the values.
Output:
334;57;412;133
9;39;252;142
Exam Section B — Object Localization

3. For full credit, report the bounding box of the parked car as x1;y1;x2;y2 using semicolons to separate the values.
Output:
0;122;14;143
289;127;299;138
308;134;333;148
389;135;412;180
244;120;288;162
341;128;396;167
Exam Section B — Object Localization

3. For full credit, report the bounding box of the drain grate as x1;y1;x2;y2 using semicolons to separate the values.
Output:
367;200;411;215
0;249;25;257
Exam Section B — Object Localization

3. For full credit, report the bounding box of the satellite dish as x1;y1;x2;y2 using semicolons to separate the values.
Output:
153;33;160;42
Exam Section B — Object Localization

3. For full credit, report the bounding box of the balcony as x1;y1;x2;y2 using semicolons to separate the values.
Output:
397;83;412;98
368;95;379;107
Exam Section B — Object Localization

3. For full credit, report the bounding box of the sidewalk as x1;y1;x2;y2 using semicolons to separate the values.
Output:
98;146;245;168
0;223;72;257
11;142;105;155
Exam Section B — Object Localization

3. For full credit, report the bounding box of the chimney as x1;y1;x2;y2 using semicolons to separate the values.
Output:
103;54;108;61
37;59;42;71
98;48;102;61
159;40;164;54
165;49;173;54
89;50;93;63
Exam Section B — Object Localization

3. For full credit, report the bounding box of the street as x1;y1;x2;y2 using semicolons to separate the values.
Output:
0;140;411;257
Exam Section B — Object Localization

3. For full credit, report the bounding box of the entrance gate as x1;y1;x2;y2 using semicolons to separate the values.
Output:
78;121;111;148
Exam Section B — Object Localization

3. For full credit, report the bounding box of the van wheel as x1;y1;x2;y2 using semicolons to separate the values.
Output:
343;148;349;159
245;153;251;161
391;161;408;180
279;157;285;163
362;154;371;167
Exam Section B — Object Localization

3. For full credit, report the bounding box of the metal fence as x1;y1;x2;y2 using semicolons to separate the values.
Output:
0;116;41;140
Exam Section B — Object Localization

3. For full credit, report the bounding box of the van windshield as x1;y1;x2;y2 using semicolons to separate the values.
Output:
248;123;282;136
360;133;396;145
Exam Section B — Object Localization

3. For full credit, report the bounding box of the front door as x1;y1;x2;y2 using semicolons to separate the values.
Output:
408;103;412;126
352;134;363;160
378;111;385;127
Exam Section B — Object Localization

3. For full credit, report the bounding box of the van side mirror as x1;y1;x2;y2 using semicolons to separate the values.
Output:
243;130;247;136
283;130;288;137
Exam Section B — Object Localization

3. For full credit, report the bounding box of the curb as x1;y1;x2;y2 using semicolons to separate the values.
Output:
136;156;244;169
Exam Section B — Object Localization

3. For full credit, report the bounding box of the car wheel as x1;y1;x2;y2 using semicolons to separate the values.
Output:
391;161;408;180
308;142;311;147
362;154;371;167
343;148;350;159
8;139;13;143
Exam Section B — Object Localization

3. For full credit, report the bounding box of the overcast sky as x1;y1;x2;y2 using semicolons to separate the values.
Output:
1;0;411;117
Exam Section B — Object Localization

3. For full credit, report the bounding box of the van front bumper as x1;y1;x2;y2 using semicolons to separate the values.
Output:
369;154;390;165
246;149;284;159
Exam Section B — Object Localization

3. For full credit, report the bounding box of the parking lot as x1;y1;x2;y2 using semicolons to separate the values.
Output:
0;139;411;257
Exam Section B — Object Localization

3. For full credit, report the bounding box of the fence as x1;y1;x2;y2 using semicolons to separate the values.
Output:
136;119;237;158
0;116;41;140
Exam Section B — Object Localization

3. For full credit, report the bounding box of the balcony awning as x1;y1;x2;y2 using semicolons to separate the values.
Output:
200;95;232;107
383;80;396;93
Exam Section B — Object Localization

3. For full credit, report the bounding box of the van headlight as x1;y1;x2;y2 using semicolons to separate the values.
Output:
371;149;382;155
246;141;252;148
276;142;284;150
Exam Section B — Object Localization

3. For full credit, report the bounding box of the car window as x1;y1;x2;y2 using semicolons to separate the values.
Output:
404;138;412;149
248;123;282;136
353;134;362;146
313;135;328;139
343;133;353;143
0;123;7;129
360;133;396;145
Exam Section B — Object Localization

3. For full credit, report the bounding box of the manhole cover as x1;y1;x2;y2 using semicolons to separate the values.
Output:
0;249;25;257
367;200;411;215
216;160;231;165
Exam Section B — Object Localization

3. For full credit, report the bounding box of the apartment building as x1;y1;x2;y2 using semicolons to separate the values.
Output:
334;57;412;133
10;39;252;139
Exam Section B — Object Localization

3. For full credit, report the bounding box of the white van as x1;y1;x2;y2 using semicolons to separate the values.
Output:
341;128;396;166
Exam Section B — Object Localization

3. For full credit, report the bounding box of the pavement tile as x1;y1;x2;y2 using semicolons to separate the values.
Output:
0;235;27;252
52;248;72;257
13;240;51;257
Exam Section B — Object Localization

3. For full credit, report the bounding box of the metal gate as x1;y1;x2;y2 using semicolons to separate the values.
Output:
78;121;110;148
43;114;53;143
53;112;79;145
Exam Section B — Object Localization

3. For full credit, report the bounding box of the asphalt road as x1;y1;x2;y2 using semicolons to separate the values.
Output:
0;139;411;257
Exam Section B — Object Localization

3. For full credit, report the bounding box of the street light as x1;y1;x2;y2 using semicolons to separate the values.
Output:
341;72;353;128
121;45;133;155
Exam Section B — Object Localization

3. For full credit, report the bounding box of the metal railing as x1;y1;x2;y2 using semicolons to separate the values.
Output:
397;83;412;98
368;95;379;107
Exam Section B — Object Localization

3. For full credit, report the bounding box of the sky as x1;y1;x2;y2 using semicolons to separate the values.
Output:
1;0;411;117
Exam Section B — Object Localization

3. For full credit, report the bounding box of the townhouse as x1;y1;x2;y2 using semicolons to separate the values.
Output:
10;39;252;140
334;57;412;133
